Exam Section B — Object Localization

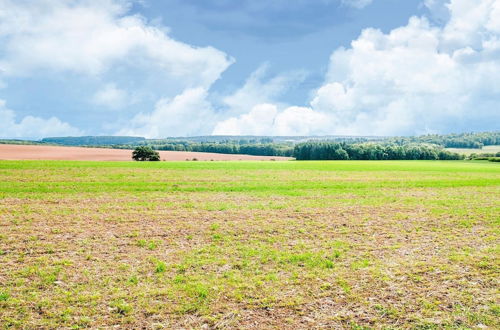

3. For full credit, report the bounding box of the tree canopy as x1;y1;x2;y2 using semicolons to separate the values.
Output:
294;142;464;161
132;146;160;161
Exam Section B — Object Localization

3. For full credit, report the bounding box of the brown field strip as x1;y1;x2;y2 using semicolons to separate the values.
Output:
0;144;292;161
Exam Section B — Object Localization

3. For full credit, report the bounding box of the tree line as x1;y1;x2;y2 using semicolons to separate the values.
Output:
9;131;496;160
155;142;294;157
152;141;465;160
386;132;500;149
37;131;498;151
294;142;464;160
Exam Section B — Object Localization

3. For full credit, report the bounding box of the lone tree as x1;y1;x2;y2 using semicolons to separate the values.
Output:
132;146;160;161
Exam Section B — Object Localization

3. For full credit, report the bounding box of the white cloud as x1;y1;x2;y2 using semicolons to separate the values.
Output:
0;0;234;137
309;0;500;135
213;0;500;136
213;104;329;136
341;0;373;9
273;106;330;136
1;0;498;138
0;100;81;138
91;83;130;109
118;88;215;138
221;64;307;117
0;0;232;88
213;104;278;136
210;64;311;136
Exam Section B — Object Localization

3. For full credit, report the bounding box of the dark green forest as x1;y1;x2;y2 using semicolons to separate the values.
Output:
294;142;464;160
154;142;294;157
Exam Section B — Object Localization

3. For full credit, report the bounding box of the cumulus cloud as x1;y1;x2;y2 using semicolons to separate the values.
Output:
118;63;308;137
0;0;233;137
0;0;232;88
213;0;500;136
117;88;215;138
0;100;81;138
310;0;500;135
213;104;330;136
1;0;498;138
273;106;330;136
213;104;278;136
221;64;307;117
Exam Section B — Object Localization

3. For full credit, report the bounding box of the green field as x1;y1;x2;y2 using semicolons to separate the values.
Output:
0;160;499;328
446;145;500;155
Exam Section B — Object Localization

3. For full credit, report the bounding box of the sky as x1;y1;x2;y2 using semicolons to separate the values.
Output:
0;0;499;138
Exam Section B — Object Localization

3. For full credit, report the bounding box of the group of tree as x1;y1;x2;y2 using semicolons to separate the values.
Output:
132;146;160;161
386;132;500;149
154;142;294;157
294;142;464;161
467;151;500;162
132;142;468;161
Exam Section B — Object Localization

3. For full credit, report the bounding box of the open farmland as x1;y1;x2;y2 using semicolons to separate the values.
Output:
446;145;500;156
0;144;292;161
0;160;499;328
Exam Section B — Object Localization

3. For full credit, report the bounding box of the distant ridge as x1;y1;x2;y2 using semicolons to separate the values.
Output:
3;132;498;150
41;136;146;146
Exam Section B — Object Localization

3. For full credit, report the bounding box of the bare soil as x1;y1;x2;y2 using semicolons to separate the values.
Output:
0;144;292;161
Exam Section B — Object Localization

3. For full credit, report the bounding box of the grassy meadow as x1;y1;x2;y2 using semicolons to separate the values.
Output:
0;160;499;328
446;145;500;156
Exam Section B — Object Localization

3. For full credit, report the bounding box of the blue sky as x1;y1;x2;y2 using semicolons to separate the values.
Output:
0;0;499;138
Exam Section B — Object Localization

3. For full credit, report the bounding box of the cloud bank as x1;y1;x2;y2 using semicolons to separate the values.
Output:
213;0;500;136
0;0;233;138
0;0;232;86
118;88;216;137
0;0;499;138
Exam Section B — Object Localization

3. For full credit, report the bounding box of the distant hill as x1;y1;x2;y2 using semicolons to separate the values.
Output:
155;135;380;143
0;139;46;145
41;136;146;146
